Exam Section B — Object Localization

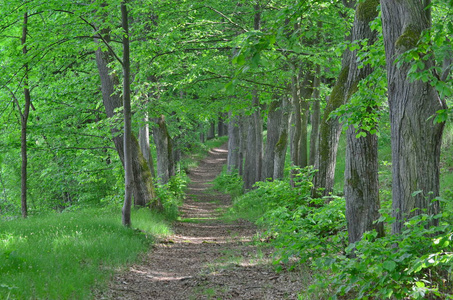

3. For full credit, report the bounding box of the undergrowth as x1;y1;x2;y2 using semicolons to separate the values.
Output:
218;165;453;299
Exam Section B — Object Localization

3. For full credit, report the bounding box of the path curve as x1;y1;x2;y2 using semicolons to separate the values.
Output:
100;143;303;299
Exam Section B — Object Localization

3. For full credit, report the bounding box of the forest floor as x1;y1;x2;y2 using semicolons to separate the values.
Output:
97;143;305;299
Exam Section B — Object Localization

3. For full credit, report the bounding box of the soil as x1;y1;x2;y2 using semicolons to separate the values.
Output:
97;143;304;299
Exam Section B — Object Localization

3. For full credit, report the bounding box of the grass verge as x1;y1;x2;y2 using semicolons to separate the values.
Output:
0;207;172;299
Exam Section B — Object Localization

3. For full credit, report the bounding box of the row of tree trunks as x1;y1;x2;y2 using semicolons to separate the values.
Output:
227;93;290;184
243;92;263;190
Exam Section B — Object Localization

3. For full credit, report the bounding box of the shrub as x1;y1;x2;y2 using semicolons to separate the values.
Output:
311;211;453;299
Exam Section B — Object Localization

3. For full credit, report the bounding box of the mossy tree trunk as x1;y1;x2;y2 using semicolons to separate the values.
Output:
312;37;352;198
95;29;158;210
344;0;384;244
381;0;446;234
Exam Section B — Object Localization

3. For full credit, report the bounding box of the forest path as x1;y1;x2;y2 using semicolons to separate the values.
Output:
100;143;304;299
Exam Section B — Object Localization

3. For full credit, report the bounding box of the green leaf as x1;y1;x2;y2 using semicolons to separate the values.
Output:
382;260;396;272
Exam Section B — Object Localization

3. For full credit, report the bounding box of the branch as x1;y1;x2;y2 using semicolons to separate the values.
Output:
203;6;249;32
53;9;123;66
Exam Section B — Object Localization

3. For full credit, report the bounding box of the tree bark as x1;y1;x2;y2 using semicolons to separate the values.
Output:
381;0;446;234
20;12;30;219
207;121;215;140
152;115;174;185
262;99;283;180
139;120;156;178
121;1;133;226
274;97;289;180
344;0;384;244
312;39;352;198
227;111;240;174
238;115;247;176
244;113;258;190
299;71;315;169
309;66;321;166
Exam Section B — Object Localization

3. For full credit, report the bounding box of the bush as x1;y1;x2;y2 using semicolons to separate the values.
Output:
311;211;453;299
212;169;244;200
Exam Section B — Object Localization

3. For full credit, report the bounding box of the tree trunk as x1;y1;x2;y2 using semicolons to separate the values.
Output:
121;1;133;227
381;0;446;234
207;121;215;140
254;96;263;182
344;0;384;244
274;97;289;180
299;71;315;169
238;115;247;176
94;29;158;210
227;111;240;174
20;12;30;219
243;92;262;189
244;113;258;190
262;99;283;180
290;70;302;172
152;115;174;185
139;120;156;178
309;66;321;166
312;42;352;198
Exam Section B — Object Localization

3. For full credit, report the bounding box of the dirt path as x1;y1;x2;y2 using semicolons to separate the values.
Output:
100;144;304;299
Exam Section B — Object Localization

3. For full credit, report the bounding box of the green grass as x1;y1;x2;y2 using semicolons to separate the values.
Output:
0;207;172;299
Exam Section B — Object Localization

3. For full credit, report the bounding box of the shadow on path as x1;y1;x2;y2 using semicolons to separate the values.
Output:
98;143;304;299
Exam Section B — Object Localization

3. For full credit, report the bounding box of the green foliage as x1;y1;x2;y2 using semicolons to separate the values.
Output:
311;212;453;300
212;168;244;200
155;172;188;220
0;208;172;299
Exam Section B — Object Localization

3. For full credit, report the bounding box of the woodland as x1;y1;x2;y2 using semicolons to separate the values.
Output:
1;0;453;299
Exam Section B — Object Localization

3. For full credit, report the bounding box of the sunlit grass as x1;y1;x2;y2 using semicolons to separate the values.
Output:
0;207;172;299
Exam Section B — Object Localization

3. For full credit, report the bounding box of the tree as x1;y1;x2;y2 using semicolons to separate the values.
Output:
381;0;447;233
121;0;133;227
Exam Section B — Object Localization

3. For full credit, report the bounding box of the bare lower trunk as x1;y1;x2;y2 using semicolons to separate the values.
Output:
262;99;283;180
152;115;174;185
381;0;446;234
244;114;258;190
274;97;289;180
309;68;321;166
238;115;247;176
139;121;156;178
227;112;240;174
207;122;215;140
345;127;383;243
